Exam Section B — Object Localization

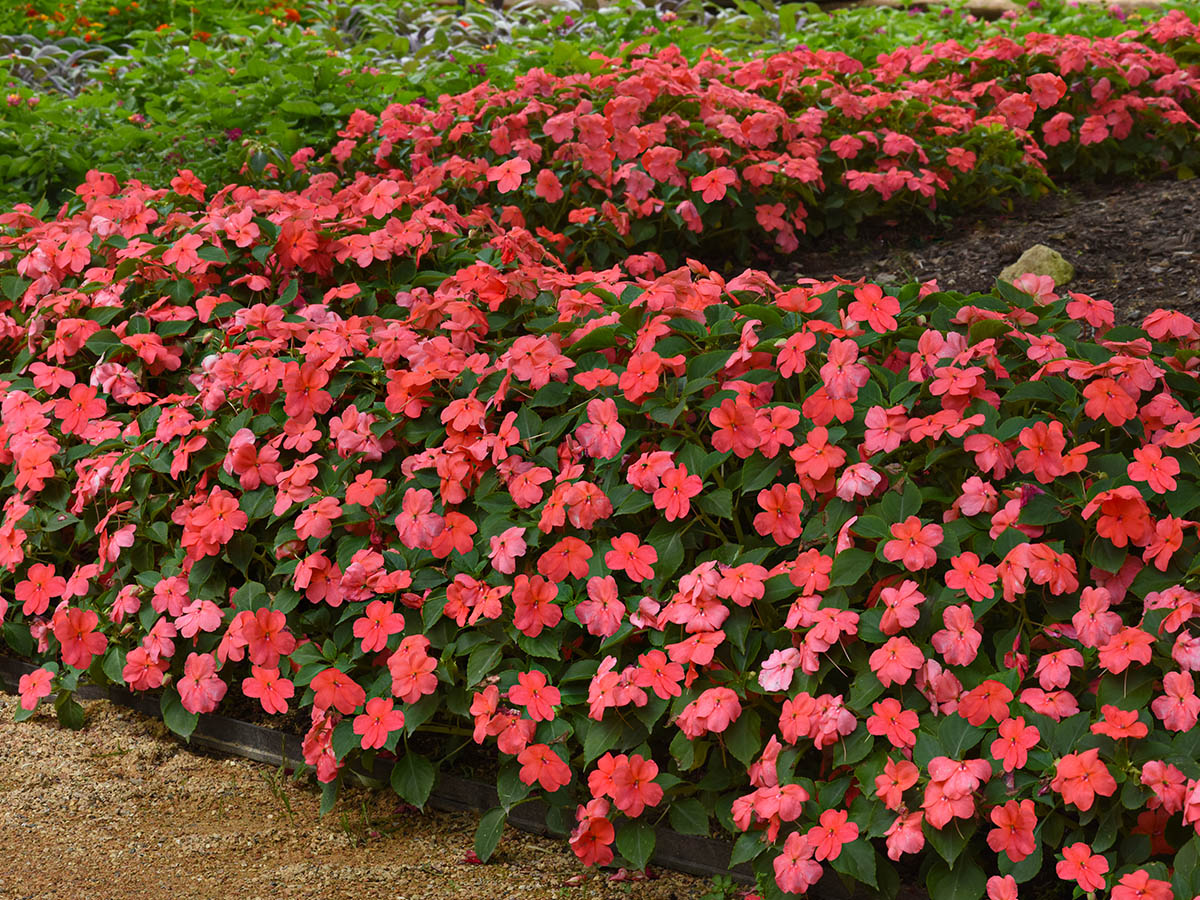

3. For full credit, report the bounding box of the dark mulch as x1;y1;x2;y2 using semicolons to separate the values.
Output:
772;177;1199;325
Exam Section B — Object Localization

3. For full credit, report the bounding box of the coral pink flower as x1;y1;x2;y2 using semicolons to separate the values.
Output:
652;464;702;521
806;809;859;862
869;636;924;687
178;652;227;714
517;743;571;792
1127;444;1179;494
773;831;823;894
17;667;53;711
508;669;561;722
353;697;405;750
866;698;919;749
242;665;295;716
847;284;900;333
353;600;405;653
944;552;997;602
957;679;1013;726
990;717;1039;772
676;687;741;738
1052;748;1117;811
310;668;366;716
512;574;562;637
883;516;943;571
1111;870;1172;900
987;799;1037;863
986;875;1018;900
605;533;657;582
884;811;924;860
388;647;438;704
1056;842;1108;893
51;607;107;670
875;758;920;810
489;526;527;575
930;604;981;666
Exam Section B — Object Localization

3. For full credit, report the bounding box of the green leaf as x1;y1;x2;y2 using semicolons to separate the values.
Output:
850;515;888;539
279;99;323;116
390;753;436;810
740;454;782;494
616;820;656;870
1173;835;1200;900
101;646;126;686
319;778;339;817
496;760;531;812
937;714;983;758
729;831;768;867
926;859;986;900
829;549;872;587
332;720;358;760
668;797;709;836
54;692;85;730
160;690;197;740
583;715;625;764
723;708;762;766
696;488;732;520
474;808;507;863
925;819;976;868
652;532;685;587
466;643;503;688
831;835;878;889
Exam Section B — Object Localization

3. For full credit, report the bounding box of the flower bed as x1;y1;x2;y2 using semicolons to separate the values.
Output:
288;13;1200;265
2;151;1200;900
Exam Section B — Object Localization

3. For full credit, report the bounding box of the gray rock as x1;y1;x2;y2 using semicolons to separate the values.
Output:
999;244;1075;286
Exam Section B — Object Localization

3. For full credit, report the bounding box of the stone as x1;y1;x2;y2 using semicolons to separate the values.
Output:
999;243;1075;286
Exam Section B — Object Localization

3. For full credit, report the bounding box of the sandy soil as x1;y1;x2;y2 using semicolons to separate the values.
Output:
0;691;708;900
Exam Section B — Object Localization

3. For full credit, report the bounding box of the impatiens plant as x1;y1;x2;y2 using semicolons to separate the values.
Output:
5;154;1200;900
300;12;1200;265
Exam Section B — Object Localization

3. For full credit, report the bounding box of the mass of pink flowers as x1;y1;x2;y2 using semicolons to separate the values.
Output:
3;11;1200;899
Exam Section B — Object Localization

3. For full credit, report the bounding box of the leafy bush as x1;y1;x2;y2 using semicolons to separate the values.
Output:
3;158;1200;899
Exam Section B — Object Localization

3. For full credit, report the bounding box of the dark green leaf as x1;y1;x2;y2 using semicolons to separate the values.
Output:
160;690;197;740
391;753;436;810
616;821;656;870
474;808;507;863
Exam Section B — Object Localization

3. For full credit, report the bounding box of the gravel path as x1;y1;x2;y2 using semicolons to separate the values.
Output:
0;691;706;900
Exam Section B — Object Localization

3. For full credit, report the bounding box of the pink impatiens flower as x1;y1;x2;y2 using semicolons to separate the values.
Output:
489;526;527;575
883;516;943;571
17;667;53;711
353;697;405;750
178;652;227;715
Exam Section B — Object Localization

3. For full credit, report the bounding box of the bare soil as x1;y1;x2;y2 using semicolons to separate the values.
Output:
0;691;707;900
776;177;1199;325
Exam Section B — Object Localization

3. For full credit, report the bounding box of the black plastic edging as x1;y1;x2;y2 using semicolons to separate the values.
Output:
0;654;769;885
